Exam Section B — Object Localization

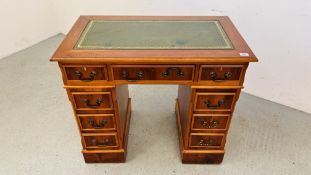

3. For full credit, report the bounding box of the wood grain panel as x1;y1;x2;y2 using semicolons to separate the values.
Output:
60;64;109;85
199;65;244;86
194;92;236;111
112;65;194;82
177;85;193;147
191;114;230;131
82;133;119;149
77;114;116;132
71;92;113;110
189;133;225;149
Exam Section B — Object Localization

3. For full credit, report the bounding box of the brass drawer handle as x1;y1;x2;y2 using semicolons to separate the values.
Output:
121;70;129;79
74;70;97;82
201;119;219;128
88;120;108;129
121;70;144;82
161;67;184;77
204;99;224;109
209;71;232;82
92;138;109;147
136;71;144;79
83;98;103;108
198;139;215;146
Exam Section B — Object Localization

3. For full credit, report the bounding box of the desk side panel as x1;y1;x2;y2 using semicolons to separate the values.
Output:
177;85;192;146
115;85;129;146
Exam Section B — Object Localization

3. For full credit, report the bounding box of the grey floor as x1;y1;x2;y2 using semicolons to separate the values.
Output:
0;34;310;175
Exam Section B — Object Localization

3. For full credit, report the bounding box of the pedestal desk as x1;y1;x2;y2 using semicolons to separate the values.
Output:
50;16;258;164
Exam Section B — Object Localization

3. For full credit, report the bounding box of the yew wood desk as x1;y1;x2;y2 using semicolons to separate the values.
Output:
51;16;258;164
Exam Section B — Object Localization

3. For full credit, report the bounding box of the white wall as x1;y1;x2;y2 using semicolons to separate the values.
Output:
1;0;311;113
0;0;59;58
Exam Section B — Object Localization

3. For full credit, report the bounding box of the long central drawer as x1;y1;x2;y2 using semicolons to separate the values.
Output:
111;65;195;82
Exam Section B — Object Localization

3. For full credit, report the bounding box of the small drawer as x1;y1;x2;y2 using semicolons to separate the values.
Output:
63;65;108;84
194;92;236;111
189;133;225;149
111;65;194;82
191;114;230;131
83;133;119;149
199;65;244;85
71;92;113;110
77;114;116;132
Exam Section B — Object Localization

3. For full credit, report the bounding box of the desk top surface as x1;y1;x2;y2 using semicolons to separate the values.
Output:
75;20;233;50
51;16;257;63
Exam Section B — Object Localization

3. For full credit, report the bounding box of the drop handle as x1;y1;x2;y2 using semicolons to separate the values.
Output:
136;71;144;78
209;71;232;82
201;119;219;128
74;70;97;82
161;67;184;77
92;138;110;147
83;98;103;108
198;139;215;146
204;99;224;109
121;71;144;82
88;120;108;129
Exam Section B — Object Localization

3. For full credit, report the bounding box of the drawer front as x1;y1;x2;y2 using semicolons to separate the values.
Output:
72;92;113;110
78;114;116;132
189;133;225;149
194;92;236;111
191;114;230;131
199;65;244;85
83;133;119;149
112;65;194;82
63;65;107;84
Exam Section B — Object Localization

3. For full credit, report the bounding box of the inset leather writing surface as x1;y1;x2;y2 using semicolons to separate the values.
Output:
75;20;233;50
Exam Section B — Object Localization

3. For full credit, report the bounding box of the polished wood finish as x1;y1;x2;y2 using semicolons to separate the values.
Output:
82;133;119;149
111;65;194;82
51;16;257;164
50;16;257;63
176;99;225;164
191;114;230;131
77;114;116;132
83;98;131;163
199;65;244;86
83;150;126;163
194;92;236;111
64;65;107;80
71;91;113;111
115;85;130;143
189;133;225;149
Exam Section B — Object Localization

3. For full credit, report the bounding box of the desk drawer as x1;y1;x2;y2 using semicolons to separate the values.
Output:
199;65;244;85
194;92;236;111
71;92;113;111
189;133;225;149
83;133;119;149
63;65;108;84
77;114;116;132
191;114;230;131
111;65;194;82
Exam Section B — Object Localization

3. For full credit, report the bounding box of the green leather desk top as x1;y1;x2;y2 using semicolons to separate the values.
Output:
75;20;233;50
51;16;257;62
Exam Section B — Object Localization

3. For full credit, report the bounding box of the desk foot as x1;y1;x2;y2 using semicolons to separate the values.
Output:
83;98;132;163
175;99;224;164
